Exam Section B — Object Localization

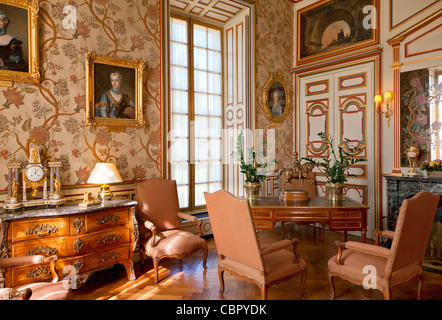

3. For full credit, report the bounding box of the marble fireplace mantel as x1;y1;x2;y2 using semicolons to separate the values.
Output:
384;175;442;230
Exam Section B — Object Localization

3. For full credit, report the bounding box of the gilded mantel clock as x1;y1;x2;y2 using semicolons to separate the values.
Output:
3;142;65;211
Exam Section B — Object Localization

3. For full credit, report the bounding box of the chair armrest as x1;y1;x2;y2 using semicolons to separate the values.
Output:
144;221;158;247
0;288;32;300
0;255;47;268
44;255;60;282
178;212;197;222
334;240;391;265
0;255;60;282
381;230;395;239
260;239;292;256
374;229;395;246
178;212;203;237
261;239;301;263
144;220;156;231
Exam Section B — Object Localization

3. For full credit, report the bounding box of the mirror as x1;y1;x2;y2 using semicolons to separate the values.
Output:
400;65;442;166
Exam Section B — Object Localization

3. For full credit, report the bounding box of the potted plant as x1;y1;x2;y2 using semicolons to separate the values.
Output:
302;132;365;201
231;132;275;200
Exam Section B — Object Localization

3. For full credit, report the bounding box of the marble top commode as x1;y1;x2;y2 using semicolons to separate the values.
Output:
0;199;138;221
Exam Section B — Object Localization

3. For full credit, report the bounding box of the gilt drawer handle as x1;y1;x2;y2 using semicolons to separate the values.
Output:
96;252;120;263
27;266;51;279
74;238;85;253
97;234;121;245
26;245;58;256
97;214;120;225
26;224;58;237
73;217;85;233
74;259;85;273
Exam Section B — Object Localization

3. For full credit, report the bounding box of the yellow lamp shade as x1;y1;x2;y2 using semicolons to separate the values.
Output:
374;95;383;103
383;91;393;100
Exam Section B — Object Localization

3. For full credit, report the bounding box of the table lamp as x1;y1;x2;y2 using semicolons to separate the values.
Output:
87;162;123;202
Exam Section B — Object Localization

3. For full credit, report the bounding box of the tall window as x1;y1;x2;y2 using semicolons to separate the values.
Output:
169;16;223;211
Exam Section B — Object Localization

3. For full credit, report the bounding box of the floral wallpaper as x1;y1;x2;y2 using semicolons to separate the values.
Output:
0;0;162;191
255;0;295;171
400;69;442;166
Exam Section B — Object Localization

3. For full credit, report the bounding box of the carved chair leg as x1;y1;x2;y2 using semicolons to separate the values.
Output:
417;275;424;300
327;268;335;300
218;268;225;294
202;245;208;270
300;270;307;299
260;285;268;300
383;287;392;300
139;247;145;269
153;257;160;284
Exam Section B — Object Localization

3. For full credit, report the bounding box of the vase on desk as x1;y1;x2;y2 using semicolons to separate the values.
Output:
326;182;344;201
244;181;261;200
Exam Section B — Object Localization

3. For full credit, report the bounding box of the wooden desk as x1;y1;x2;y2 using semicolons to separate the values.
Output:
250;197;368;242
0;199;138;289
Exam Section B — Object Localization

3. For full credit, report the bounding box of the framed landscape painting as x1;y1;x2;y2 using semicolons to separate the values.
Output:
297;0;380;65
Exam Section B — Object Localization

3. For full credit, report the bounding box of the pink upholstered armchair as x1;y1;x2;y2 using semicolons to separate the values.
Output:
135;178;208;284
327;190;440;300
0;255;71;300
204;190;307;300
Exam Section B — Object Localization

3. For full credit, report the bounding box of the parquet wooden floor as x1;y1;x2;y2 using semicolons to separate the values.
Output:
71;224;442;300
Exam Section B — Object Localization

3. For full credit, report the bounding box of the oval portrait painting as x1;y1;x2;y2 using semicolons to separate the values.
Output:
268;81;286;118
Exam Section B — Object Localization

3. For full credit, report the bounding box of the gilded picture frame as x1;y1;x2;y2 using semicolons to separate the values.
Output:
85;52;146;129
0;0;40;85
263;71;290;126
297;0;380;66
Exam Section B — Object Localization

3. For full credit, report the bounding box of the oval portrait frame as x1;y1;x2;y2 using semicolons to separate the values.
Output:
263;71;290;126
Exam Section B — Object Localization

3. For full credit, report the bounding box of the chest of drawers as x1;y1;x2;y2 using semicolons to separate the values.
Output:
0;199;139;288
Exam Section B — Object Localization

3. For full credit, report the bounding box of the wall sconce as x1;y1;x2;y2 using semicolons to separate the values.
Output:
375;92;393;128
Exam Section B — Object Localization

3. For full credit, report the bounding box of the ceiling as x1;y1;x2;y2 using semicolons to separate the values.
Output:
170;0;251;24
